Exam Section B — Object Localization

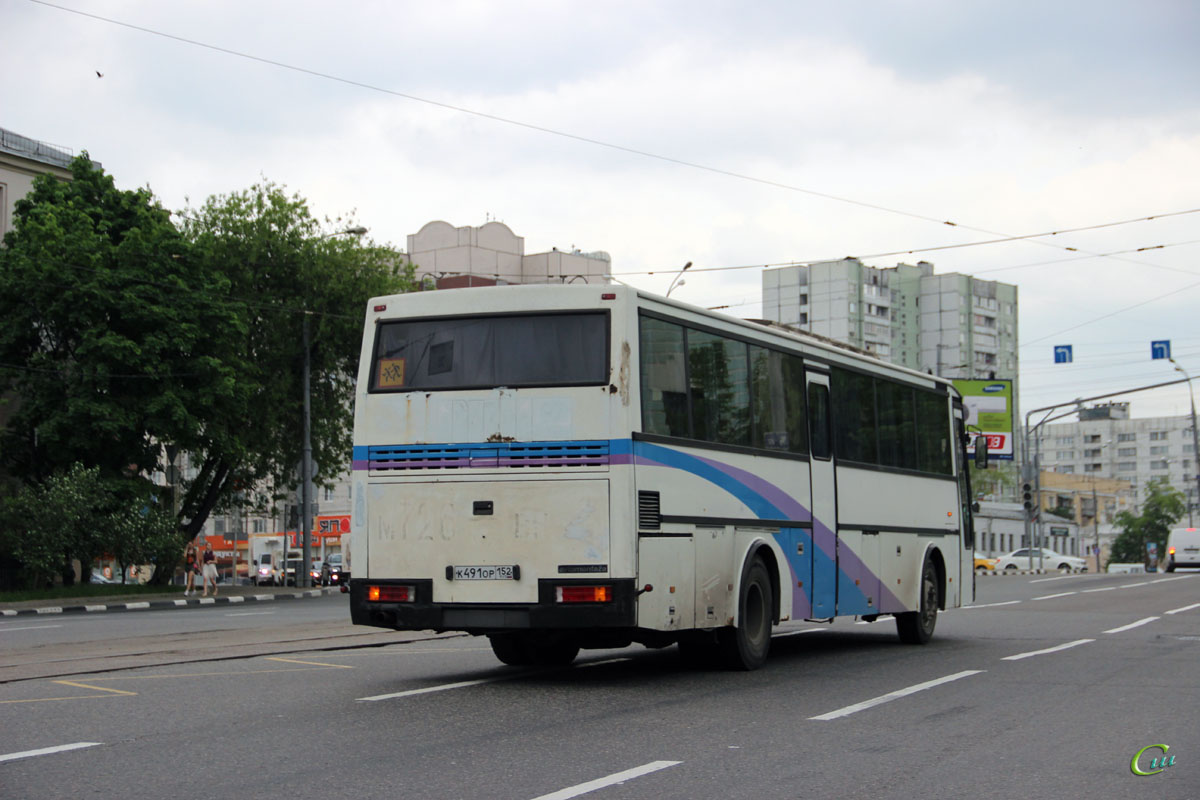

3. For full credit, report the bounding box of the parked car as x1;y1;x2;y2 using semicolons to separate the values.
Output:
994;547;1088;572
973;554;997;572
1165;527;1200;572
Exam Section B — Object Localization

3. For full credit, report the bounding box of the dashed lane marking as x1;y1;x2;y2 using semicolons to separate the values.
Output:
529;760;681;800
1002;639;1094;661
1103;617;1160;634
0;742;102;763
809;670;984;721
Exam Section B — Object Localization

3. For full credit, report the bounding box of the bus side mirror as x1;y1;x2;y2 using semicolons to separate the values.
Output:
974;435;989;469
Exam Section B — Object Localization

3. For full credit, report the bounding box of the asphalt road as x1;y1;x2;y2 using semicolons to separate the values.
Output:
0;571;1197;799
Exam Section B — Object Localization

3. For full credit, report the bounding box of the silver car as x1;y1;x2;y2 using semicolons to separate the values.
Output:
994;547;1088;572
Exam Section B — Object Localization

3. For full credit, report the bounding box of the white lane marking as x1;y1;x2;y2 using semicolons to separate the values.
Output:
809;670;984;721
0;624;64;633
1103;617;1160;634
1082;587;1117;593
775;628;826;636
1002;639;1094;661
1033;592;1077;601
1155;575;1195;583
1117;582;1147;589
225;611;276;617
529;761;681;800
1030;575;1075;584
1166;602;1200;615
358;676;509;701
357;657;631;702
0;742;102;763
963;601;1022;609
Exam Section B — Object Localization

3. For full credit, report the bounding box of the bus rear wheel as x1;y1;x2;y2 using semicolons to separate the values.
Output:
896;556;938;644
718;557;773;670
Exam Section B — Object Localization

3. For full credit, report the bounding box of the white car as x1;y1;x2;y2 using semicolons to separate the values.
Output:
994;547;1088;572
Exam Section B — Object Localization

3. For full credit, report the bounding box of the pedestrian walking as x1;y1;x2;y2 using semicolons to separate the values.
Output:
201;542;218;597
184;542;200;596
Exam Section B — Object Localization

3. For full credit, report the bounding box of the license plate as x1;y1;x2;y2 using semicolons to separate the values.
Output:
453;565;516;580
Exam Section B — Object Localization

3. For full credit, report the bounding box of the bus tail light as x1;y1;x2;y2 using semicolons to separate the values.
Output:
556;585;612;603
368;584;415;602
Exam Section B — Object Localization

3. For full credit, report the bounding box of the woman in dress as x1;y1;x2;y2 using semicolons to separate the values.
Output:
201;542;218;597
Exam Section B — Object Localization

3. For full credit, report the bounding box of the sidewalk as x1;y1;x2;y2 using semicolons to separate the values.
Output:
0;583;342;617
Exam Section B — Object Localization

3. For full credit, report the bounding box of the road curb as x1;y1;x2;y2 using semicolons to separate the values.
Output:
977;568;1089;576
0;587;340;617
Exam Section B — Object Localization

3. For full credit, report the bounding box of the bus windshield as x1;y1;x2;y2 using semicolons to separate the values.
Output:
370;312;608;392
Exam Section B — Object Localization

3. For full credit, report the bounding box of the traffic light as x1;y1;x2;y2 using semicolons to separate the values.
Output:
1022;483;1034;511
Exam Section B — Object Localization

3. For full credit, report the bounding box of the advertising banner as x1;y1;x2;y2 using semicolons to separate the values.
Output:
953;379;1015;460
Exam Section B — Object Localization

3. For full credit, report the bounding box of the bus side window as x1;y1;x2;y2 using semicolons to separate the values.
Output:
808;383;831;460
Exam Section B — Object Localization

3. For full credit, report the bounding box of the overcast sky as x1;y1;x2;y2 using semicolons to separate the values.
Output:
5;0;1200;423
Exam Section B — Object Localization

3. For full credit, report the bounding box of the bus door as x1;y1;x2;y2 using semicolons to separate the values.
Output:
805;372;837;618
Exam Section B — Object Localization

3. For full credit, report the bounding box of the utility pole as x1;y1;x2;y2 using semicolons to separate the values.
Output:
301;313;313;588
1168;358;1200;526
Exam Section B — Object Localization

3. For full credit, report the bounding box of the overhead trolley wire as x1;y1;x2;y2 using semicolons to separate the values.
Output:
28;0;1198;275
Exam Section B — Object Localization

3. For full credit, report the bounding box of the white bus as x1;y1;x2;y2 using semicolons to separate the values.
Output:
348;284;977;669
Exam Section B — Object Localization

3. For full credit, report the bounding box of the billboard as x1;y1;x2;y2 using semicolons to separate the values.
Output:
953;379;1014;461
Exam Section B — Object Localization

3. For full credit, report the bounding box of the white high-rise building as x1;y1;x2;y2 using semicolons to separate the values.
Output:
761;258;1019;381
1037;402;1200;520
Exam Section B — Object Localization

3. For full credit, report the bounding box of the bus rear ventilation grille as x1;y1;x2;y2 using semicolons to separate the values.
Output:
638;491;661;530
369;441;610;471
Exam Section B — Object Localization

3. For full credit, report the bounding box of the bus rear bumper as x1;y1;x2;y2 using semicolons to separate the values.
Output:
349;578;638;634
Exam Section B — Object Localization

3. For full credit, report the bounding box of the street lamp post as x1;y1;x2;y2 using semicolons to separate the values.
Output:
1168;358;1200;526
666;261;692;297
300;226;368;586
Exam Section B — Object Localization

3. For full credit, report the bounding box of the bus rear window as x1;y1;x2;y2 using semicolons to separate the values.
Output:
370;312;608;392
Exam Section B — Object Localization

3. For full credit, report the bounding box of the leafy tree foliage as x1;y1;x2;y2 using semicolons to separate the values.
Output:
969;461;1018;501
174;181;416;538
0;156;222;489
1108;477;1186;566
0;160;415;578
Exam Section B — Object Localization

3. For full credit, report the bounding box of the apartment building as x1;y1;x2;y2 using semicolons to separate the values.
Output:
1037;402;1199;520
760;258;1018;381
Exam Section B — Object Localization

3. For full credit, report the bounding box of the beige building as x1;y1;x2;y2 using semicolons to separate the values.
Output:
407;220;613;287
0;126;77;242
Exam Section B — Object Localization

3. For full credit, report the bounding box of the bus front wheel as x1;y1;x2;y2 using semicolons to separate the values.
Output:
896;556;938;644
718;557;773;670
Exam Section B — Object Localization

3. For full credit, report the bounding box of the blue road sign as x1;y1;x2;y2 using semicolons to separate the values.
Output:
1151;340;1171;360
1054;345;1073;364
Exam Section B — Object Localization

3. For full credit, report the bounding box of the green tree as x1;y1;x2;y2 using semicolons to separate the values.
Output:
0;463;111;588
0;163;414;582
1108;477;1186;567
969;460;1018;502
96;505;181;585
175;181;416;541
0;156;226;489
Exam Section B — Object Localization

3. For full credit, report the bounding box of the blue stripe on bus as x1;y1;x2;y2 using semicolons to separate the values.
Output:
355;438;886;616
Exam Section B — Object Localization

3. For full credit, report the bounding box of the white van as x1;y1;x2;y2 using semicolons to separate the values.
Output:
1165;528;1200;572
